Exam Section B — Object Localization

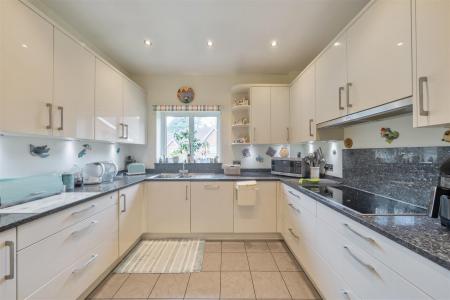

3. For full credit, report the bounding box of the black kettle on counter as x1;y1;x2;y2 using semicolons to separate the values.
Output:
429;157;450;227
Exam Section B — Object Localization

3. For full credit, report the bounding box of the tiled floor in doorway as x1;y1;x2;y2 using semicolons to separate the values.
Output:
87;240;321;299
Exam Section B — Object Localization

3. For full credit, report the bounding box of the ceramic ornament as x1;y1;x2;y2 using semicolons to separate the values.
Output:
242;148;251;158
177;86;195;104
256;154;264;163
380;127;399;144
30;144;50;158
266;146;276;157
344;138;353;149
78;144;92;158
442;130;450;143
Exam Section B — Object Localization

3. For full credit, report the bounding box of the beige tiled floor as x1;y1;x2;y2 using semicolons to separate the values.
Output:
87;240;321;300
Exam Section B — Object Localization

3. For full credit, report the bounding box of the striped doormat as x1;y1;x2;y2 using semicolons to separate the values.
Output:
114;240;205;273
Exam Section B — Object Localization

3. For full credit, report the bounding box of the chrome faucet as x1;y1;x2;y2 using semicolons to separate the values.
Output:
179;161;189;177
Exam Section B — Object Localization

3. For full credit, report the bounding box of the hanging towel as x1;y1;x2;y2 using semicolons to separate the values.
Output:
236;181;258;206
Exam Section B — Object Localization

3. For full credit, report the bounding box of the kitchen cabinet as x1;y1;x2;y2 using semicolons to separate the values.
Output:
250;87;271;144
234;181;277;233
191;182;234;233
346;0;412;113
123;78;147;144
0;0;53;135
146;182;191;233
53;28;95;139
270;87;290;144
94;58;123;142
315;34;348;124
289;79;302;143
119;184;143;256
0;228;16;300
414;0;450;127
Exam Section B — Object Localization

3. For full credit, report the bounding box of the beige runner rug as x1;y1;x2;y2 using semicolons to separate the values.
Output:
114;239;205;273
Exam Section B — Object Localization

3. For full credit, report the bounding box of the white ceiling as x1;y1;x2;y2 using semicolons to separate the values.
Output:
32;0;369;76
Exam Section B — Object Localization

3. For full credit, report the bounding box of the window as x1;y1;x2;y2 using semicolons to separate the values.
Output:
157;111;220;162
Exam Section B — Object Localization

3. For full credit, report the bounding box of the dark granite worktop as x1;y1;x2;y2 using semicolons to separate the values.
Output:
1;172;450;272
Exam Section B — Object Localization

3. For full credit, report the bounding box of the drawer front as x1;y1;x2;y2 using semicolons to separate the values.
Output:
282;184;316;215
18;192;117;250
317;202;450;299
18;204;118;300
285;195;316;244
315;220;431;300
26;234;118;300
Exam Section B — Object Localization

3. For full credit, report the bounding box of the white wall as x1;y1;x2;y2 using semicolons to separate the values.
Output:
292;114;450;178
0;135;132;178
130;74;292;168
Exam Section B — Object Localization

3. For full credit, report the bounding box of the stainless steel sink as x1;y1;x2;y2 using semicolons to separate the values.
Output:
151;173;184;179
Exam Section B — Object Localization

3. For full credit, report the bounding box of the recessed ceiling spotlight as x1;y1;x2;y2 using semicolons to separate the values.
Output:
271;40;278;47
397;42;404;46
207;40;213;47
21;43;28;48
144;39;152;47
334;42;341;47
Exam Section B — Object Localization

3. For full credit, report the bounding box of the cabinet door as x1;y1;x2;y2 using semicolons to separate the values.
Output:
270;87;290;144
0;228;16;300
0;0;53;135
191;182;233;233
146;182;190;233
289;79;302;144
299;65;316;142
234;181;277;233
53;28;95;139
415;0;450;127
119;184;143;255
123;79;147;144
347;0;412;113
95;58;123;142
315;34;348;124
250;87;271;144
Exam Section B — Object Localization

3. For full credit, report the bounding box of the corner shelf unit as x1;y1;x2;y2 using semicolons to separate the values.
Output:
231;85;251;145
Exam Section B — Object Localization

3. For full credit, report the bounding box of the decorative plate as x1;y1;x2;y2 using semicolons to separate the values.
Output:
177;86;195;104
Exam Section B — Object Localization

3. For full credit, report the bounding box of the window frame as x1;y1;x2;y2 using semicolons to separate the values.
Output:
157;111;221;161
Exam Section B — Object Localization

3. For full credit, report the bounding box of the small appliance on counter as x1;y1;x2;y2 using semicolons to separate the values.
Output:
223;164;241;176
100;161;118;183
83;162;105;185
127;163;146;175
271;157;302;177
429;157;450;228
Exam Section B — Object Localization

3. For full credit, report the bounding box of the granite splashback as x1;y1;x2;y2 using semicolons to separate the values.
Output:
342;147;450;208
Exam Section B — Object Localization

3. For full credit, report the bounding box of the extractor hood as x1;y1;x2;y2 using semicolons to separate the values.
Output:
316;97;413;129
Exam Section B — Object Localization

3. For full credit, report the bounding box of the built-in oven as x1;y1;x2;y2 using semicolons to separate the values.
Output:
271;158;303;178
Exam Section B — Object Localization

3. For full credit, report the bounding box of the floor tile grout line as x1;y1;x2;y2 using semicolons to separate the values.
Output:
245;243;258;300
110;273;130;299
270;243;293;299
146;273;160;299
183;272;192;299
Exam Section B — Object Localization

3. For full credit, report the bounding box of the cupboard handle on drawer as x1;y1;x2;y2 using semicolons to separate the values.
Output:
120;194;127;213
418;76;429;116
46;103;53;129
288;190;300;199
72;254;98;274
343;223;376;244
204;184;220;190
344;245;378;275
288;203;301;214
71;220;98;237
4;241;14;280
71;204;96;216
338;86;345;110
288;228;300;239
185;185;188;201
57;106;64;131
340;289;353;300
346;82;352;108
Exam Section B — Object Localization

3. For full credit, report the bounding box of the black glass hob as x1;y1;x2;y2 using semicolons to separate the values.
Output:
302;185;427;216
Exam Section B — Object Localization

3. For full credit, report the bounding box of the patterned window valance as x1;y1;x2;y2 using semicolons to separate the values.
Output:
153;104;221;111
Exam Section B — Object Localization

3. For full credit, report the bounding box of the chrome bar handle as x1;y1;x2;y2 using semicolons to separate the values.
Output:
120;194;126;213
346;82;352;108
309;119;314;137
124;124;129;139
71;204;96;216
338;86;345;110
4;241;14;280
344;245;378;275
72;254;98;274
185;185;189;201
253;127;256;143
119;123;125;138
288;190;300;199
418;76;429;116
343;223;377;244
288;228;300;239
71;220;98;237
288;203;301;214
46;103;53;129
57;106;64;131
204;184;220;190
286;127;290;142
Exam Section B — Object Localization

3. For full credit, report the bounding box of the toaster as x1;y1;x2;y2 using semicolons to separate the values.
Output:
127;163;146;175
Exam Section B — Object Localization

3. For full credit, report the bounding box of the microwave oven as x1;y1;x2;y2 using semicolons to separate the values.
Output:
271;158;303;178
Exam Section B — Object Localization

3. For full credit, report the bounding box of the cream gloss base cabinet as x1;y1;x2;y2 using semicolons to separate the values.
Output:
145;182;191;233
0;228;16;300
119;184;144;256
0;0;53;136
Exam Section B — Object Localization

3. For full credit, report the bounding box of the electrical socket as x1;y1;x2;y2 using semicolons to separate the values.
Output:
325;164;333;171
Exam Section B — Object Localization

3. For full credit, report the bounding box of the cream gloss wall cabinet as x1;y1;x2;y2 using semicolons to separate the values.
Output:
119;184;144;256
122;78;147;144
414;0;450;127
0;0;53;136
250;87;271;144
0;229;16;300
